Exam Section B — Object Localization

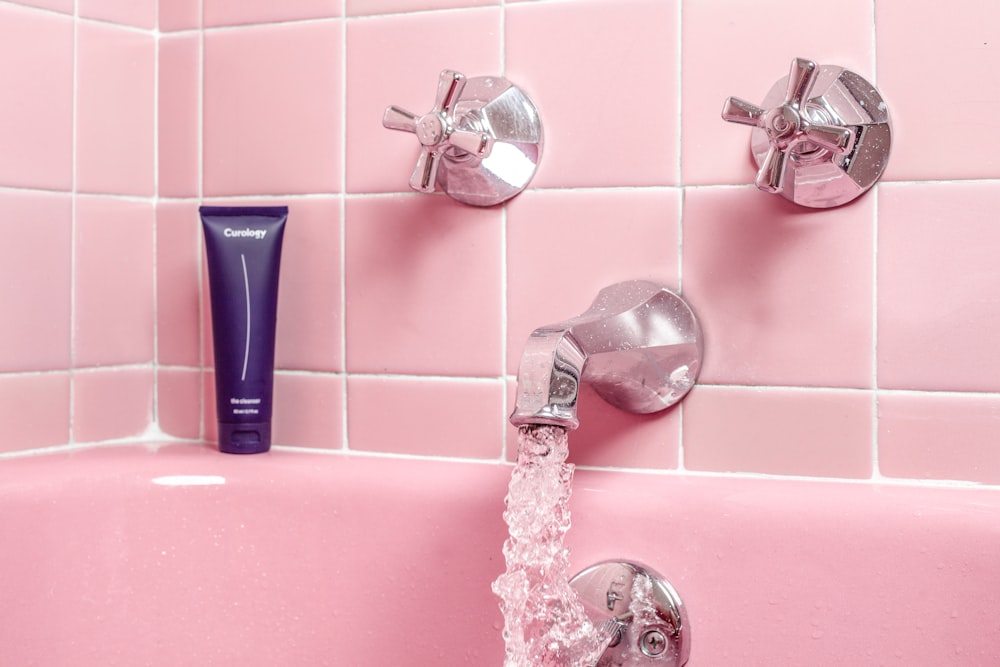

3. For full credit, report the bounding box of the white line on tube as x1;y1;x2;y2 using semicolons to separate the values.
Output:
240;253;251;382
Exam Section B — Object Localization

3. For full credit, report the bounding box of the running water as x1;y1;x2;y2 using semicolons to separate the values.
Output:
492;425;605;667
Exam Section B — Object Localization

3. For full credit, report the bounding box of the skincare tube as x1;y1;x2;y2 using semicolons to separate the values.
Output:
200;206;288;454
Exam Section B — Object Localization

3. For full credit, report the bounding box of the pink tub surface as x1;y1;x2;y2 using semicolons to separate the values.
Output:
1;443;998;665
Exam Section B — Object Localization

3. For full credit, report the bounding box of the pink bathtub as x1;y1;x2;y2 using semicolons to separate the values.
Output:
1;443;998;665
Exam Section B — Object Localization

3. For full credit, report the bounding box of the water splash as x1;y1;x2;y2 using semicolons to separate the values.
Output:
492;425;604;667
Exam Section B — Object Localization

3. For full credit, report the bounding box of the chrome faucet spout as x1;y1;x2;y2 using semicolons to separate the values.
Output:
510;281;703;429
510;328;588;429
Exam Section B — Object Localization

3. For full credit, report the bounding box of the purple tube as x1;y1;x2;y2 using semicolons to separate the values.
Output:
200;206;287;454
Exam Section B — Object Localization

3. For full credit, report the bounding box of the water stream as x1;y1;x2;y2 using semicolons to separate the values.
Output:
492;425;605;667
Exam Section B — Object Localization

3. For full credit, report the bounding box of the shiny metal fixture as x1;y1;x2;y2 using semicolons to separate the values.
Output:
571;560;690;667
510;280;702;430
722;57;891;208
383;69;543;207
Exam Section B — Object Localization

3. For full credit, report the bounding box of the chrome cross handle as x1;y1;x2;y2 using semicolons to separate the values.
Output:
723;58;854;194
722;57;891;208
383;70;494;193
383;69;543;207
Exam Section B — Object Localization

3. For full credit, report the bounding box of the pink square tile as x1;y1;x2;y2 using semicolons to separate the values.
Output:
683;386;873;478
506;0;678;188
0;5;73;190
204;0;340;27
346;0;497;15
344;195;503;376
204;22;341;196
682;187;874;388
157;201;201;368
273;198;342;372
0;373;70;453
878;392;1000;485
159;0;200;31
345;8;502;193
157;368;202;440
199;198;342;373
72;368;153;442
506;189;680;375
76;23;155;196
200;252;214;369
504;380;681;470
0;191;72;372
347;376;503;458
74;196;154;367
203;370;217;442
878;182;1000;392
273;373;343;449
877;0;1000;181
159;34;200;198
80;0;156;29
682;0;874;186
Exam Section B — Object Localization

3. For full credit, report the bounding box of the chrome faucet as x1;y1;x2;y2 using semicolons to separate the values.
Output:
510;280;703;429
505;281;699;665
721;57;892;208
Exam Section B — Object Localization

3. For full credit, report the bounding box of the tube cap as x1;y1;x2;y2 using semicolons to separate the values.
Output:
217;422;271;454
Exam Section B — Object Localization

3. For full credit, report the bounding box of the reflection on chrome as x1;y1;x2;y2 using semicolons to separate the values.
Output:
510;280;703;430
481;141;537;188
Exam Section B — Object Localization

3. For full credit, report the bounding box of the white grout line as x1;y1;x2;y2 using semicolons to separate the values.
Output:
4;359;1000;401
870;184;883;482
6;362;1000;400
0;0;155;33
497;0;510;464
338;1;350;452
11;177;998;203
675;0;687;477
0;184;156;200
196;0;206;442
870;0;879;84
196;5;494;37
67;0;79;446
868;0;879;485
150;5;161;431
498;0;506;79
674;0;684;196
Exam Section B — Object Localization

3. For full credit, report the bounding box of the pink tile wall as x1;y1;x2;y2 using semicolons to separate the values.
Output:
0;191;72;372
0;5;156;453
72;368;153;442
76;21;154;196
74;196;154;367
78;0;156;30
506;0;679;188
202;21;341;196
158;34;200;199
2;0;999;488
0;4;74;191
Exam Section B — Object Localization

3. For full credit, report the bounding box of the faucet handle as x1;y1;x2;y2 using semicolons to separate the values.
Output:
383;69;543;206
571;560;690;667
722;57;891;208
383;70;494;193
723;58;854;195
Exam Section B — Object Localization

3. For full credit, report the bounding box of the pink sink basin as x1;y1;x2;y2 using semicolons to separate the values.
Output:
0;444;997;665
